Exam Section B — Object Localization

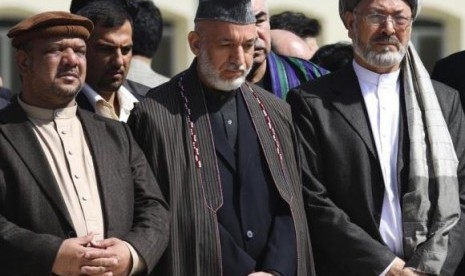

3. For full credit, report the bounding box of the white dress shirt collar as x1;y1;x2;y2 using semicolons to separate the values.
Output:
80;83;138;122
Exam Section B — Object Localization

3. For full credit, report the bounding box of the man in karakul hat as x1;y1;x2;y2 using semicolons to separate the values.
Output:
127;0;314;275
1;11;169;276
287;0;465;275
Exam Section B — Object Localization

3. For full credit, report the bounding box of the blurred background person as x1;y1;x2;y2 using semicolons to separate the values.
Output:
432;50;465;110
310;42;353;72
0;75;11;109
126;0;169;91
270;11;321;58
271;29;314;60
248;0;327;100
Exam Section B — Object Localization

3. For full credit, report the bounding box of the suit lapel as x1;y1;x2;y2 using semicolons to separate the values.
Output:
123;79;147;100
77;110;112;234
328;66;387;222
330;65;378;160
76;91;95;112
0;102;74;229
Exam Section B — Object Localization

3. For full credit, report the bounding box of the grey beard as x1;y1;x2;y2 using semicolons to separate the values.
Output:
353;35;406;68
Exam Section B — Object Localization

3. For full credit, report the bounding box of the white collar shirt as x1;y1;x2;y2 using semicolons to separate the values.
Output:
353;60;404;260
81;83;138;122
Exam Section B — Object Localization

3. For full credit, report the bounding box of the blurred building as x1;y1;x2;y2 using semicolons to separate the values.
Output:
0;0;464;92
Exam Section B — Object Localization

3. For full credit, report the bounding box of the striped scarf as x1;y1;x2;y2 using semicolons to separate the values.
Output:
402;42;460;275
267;51;328;100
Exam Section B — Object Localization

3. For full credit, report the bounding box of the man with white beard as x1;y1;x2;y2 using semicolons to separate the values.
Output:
287;0;465;275
127;0;313;275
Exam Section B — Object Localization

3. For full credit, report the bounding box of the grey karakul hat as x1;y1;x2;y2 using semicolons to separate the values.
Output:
339;0;421;20
195;0;256;25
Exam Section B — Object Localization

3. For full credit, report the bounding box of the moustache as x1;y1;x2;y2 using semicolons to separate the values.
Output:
225;63;246;72
372;35;400;45
57;69;80;78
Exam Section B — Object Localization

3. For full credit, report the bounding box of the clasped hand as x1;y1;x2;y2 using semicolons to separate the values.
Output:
51;233;132;276
387;257;428;276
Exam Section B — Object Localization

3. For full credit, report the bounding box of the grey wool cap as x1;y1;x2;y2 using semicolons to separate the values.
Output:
195;0;256;25
339;0;421;19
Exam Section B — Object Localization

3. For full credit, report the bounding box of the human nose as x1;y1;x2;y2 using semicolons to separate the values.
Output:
62;48;80;66
230;46;245;66
381;16;396;35
111;49;124;67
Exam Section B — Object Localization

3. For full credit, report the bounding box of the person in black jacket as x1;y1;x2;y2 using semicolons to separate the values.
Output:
432;50;465;109
71;0;149;122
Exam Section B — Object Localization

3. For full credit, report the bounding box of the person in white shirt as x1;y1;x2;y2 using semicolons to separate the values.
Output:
72;0;148;122
287;0;465;275
125;0;169;91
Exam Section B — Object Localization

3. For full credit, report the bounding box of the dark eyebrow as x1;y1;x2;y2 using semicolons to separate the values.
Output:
255;11;267;19
75;44;87;50
219;38;234;43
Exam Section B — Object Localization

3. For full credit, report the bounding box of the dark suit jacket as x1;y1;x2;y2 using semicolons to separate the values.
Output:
209;92;297;276
76;79;147;112
287;64;465;276
128;61;313;276
0;87;11;109
0;100;170;276
432;50;465;109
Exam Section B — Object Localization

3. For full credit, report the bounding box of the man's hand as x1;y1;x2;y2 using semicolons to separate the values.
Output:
52;234;117;276
385;258;428;276
86;238;132;276
386;257;406;276
400;268;428;276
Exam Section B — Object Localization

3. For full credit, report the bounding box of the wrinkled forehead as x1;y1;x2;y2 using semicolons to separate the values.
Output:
197;20;256;36
251;0;268;15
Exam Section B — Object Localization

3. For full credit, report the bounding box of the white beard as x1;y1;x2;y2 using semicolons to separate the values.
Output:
197;51;251;91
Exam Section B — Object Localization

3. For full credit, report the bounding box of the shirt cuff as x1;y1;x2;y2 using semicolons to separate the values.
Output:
379;259;396;276
264;270;282;276
124;241;147;276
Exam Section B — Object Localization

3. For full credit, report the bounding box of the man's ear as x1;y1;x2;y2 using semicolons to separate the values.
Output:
344;11;356;40
16;49;31;74
188;31;201;56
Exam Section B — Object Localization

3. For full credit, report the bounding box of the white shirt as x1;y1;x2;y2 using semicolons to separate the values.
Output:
81;83;138;122
353;61;404;274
